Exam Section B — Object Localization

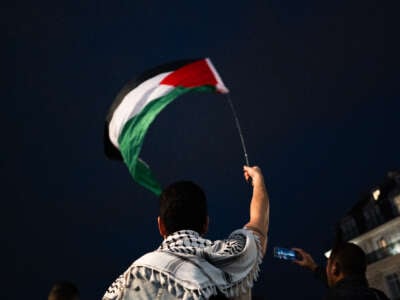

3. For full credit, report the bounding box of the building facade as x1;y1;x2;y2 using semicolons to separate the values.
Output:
334;171;400;300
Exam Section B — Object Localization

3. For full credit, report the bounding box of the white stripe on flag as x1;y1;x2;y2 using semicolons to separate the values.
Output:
109;72;173;148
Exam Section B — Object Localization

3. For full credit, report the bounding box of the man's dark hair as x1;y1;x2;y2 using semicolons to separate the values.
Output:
330;242;367;276
48;281;79;300
159;181;208;234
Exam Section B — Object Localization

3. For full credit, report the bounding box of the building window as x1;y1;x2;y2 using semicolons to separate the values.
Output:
340;216;359;241
363;204;382;229
372;188;381;201
386;273;400;300
393;194;400;214
377;237;388;249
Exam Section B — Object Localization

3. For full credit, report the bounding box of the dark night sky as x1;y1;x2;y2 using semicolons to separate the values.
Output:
4;1;399;299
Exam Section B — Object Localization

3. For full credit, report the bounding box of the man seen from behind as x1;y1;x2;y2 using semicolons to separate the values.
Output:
103;165;269;300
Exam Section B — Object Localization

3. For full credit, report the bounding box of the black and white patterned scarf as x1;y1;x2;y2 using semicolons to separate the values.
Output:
103;228;263;300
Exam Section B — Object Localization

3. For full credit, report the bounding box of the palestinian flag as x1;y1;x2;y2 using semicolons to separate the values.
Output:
104;58;229;195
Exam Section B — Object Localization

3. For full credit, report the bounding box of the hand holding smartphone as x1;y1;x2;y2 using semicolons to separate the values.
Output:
273;247;302;261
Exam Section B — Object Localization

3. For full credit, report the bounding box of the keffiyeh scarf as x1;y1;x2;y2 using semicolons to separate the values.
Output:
103;228;263;300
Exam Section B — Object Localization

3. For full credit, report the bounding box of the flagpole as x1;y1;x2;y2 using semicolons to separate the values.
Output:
226;94;250;166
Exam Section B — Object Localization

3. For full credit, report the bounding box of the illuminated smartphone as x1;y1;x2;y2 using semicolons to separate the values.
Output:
273;247;302;261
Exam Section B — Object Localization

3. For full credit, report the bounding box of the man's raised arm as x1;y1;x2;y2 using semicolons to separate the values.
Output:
243;165;270;254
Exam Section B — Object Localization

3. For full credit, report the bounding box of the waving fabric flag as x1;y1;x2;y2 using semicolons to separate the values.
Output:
104;58;229;195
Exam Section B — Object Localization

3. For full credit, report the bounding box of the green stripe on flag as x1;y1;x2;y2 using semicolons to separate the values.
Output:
118;85;215;195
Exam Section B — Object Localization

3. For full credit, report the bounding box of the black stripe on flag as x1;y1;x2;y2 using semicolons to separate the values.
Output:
104;58;200;160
